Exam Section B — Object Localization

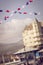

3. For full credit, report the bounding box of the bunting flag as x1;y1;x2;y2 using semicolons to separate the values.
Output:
26;2;29;5
14;11;17;13
22;5;26;9
34;12;40;16
29;0;33;2
4;16;9;20
0;10;3;12
34;12;37;15
10;13;13;17
0;0;37;21
23;12;27;14
6;16;9;18
18;12;22;14
29;12;32;15
6;10;10;13
17;8;21;10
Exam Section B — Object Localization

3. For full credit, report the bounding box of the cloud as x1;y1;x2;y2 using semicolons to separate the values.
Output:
0;18;32;44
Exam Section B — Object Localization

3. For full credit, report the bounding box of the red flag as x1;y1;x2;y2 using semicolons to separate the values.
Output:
6;10;10;13
4;16;9;20
17;8;21;10
29;0;33;2
23;12;27;14
6;16;9;18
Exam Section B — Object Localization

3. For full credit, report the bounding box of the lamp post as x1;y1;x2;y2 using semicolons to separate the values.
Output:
2;55;5;65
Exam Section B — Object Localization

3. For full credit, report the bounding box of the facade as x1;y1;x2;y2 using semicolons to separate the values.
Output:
22;18;43;51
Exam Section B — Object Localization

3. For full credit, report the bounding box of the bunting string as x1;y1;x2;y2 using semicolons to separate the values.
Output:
0;0;41;24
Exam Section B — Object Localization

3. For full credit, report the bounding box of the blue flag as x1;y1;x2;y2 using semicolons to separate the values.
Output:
0;10;3;12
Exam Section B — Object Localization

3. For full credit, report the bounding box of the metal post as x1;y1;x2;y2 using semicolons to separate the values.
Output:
24;45;30;65
2;55;5;65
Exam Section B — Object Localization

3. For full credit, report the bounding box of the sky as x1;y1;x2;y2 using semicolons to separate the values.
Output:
0;18;32;44
0;0;43;21
0;0;43;44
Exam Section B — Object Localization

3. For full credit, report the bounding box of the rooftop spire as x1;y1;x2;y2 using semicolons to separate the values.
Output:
34;18;39;23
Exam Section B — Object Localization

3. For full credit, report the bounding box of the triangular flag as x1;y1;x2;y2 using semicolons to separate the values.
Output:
0;10;3;12
23;12;27;14
10;14;13;17
4;16;9;20
6;16;9;18
29;12;32;15
17;8;21;10
29;0;33;2
26;2;29;5
22;5;26;9
14;11;17;13
6;10;10;13
34;12;37;15
18;12;22;14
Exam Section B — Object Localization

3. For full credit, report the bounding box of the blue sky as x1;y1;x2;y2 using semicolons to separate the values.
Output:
0;0;43;22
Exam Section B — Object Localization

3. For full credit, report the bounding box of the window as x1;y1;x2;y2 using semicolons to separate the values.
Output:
36;52;39;57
